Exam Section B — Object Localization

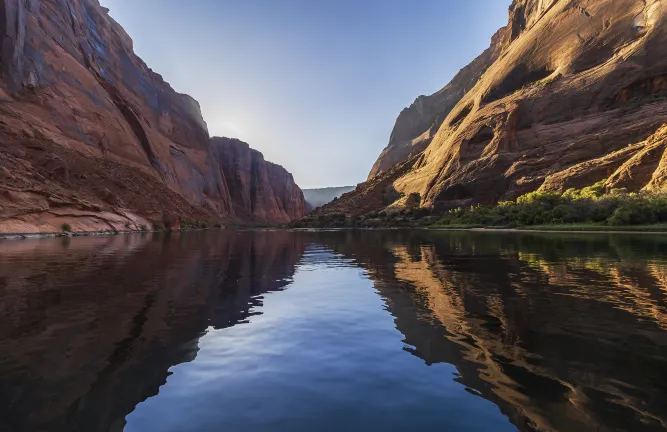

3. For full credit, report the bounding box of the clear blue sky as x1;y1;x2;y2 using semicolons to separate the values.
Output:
101;0;510;188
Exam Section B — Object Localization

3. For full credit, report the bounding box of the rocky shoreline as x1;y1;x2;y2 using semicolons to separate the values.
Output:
0;228;222;241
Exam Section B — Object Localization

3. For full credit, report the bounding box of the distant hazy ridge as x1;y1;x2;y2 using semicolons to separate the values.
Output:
303;186;355;210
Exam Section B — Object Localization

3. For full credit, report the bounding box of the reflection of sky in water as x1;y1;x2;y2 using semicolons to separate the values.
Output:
126;251;512;432
1;231;667;431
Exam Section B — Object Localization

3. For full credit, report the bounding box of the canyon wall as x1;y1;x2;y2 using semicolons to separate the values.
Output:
334;0;667;216
368;28;507;179
0;0;304;232
211;137;306;224
302;186;356;211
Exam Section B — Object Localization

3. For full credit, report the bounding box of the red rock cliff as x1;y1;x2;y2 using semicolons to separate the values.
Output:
0;0;304;232
332;0;667;216
368;28;508;179
211;137;306;224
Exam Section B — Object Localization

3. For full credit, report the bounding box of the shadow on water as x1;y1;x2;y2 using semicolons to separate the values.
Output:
1;230;667;431
0;231;305;431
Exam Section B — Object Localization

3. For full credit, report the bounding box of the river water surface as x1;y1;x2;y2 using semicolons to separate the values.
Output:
1;230;667;431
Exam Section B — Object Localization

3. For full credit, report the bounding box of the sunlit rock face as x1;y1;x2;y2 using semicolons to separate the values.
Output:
368;27;508;180
0;0;304;232
351;0;667;214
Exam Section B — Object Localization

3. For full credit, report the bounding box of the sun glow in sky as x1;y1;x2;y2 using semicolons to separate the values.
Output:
100;0;510;188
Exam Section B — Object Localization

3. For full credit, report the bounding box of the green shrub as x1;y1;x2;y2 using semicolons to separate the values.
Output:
609;201;658;226
288;220;305;229
61;223;72;233
139;224;147;232
432;185;667;228
300;183;667;229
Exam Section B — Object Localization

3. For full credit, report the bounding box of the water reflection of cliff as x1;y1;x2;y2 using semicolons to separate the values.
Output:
0;231;305;432
313;231;667;432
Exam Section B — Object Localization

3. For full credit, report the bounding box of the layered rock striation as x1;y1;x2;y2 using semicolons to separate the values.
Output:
342;0;667;216
0;0;305;232
368;28;508;179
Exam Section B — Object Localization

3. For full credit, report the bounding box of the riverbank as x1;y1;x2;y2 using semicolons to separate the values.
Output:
0;228;223;241
298;183;667;233
5;223;667;241
428;224;667;235
0;223;293;241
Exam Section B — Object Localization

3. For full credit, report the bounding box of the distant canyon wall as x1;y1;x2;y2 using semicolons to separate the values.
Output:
0;0;305;232
302;186;356;211
211;137;306;224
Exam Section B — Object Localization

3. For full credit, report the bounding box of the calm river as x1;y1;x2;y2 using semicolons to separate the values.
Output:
1;230;666;431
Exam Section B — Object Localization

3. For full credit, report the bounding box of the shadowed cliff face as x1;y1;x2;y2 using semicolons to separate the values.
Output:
343;0;667;215
0;0;304;232
314;230;667;432
211;137;306;224
0;231;306;431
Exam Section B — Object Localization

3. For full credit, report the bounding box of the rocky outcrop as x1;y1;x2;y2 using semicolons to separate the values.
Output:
211;137;306;224
350;0;667;214
0;0;304;232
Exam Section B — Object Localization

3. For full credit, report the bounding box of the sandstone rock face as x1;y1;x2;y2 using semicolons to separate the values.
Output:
359;0;667;213
368;29;507;180
211;137;306;224
0;0;304;232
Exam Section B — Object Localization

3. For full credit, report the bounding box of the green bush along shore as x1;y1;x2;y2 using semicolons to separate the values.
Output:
293;182;667;230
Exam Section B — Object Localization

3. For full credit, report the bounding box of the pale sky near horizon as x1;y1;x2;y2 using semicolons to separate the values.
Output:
101;0;511;189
